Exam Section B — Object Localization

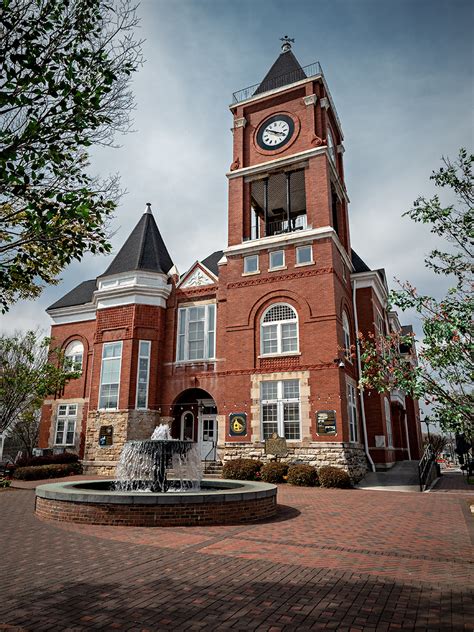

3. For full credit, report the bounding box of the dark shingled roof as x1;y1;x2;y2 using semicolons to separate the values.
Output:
48;279;96;311
351;249;371;273
254;49;306;95
201;251;223;277
100;210;173;278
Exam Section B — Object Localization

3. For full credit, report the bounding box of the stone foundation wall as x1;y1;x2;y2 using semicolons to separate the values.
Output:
82;410;161;475
221;442;368;482
35;494;276;527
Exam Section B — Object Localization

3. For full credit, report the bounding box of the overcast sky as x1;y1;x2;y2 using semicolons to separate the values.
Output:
3;0;473;338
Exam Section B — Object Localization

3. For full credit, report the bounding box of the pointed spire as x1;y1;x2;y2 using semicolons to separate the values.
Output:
100;204;174;277
254;38;306;95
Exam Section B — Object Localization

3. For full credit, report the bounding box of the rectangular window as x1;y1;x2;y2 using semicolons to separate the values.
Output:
269;250;285;270
296;245;313;265
347;382;358;442
384;398;393;447
55;404;77;445
244;254;259;274
136;340;151;409
99;342;122;410
261;380;300;440
176;304;216;362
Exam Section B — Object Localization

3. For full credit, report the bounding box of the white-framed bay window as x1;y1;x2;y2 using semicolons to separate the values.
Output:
177;303;216;362
136;340;151;409
347;381;358;442
261;379;301;440
55;404;77;446
99;341;123;410
261;303;298;356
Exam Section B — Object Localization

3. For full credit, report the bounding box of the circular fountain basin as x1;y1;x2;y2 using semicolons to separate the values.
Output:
35;479;277;527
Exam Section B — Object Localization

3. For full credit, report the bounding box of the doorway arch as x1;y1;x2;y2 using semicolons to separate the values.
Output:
172;389;218;461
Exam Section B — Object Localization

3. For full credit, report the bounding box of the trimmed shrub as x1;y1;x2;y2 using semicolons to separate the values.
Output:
222;459;262;481
15;452;79;468
0;478;11;488
260;462;288;484
287;464;318;487
13;462;83;481
318;466;352;488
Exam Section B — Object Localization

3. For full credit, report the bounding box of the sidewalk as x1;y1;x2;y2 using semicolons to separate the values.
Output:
10;474;111;490
430;470;474;494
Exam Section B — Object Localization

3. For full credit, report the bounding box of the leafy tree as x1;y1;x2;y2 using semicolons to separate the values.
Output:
0;330;78;438
0;0;143;311
359;149;473;437
7;409;41;459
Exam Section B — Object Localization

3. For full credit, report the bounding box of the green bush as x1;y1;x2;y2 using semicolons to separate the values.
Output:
318;466;352;488
0;478;11;488
15;452;79;468
13;462;83;481
222;458;262;481
260;462;288;483
287;464;318;486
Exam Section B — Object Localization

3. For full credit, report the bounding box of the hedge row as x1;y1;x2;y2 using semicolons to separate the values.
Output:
222;459;352;488
15;453;79;468
12;462;83;481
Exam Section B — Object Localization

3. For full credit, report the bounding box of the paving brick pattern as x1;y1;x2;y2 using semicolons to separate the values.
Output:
1;485;473;631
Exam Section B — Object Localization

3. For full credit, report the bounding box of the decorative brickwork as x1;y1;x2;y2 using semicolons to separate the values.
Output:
35;494;276;526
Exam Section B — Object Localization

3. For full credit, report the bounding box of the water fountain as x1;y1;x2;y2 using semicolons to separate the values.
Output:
35;424;277;527
115;424;201;493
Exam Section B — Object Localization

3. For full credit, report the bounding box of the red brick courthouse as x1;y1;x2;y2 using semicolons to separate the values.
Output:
39;40;423;479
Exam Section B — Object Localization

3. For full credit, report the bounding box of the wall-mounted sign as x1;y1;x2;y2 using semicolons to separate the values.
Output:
229;413;247;437
99;425;113;446
316;410;337;436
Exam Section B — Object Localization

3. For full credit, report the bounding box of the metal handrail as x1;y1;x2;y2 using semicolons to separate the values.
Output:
232;61;323;104
418;444;435;491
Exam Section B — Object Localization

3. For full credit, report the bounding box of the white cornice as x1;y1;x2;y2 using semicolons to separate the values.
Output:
224;226;353;270
229;75;322;110
226;146;325;179
351;271;388;307
47;303;96;325
94;284;171;310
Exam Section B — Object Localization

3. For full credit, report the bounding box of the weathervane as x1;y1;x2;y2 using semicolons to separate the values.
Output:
280;35;294;52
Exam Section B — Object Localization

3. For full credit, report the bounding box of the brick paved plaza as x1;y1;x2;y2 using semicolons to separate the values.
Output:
1;481;473;631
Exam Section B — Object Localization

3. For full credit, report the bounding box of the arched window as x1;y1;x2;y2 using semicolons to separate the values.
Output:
327;127;336;164
261;303;298;356
181;411;194;441
342;311;351;360
384;397;393;447
64;340;84;372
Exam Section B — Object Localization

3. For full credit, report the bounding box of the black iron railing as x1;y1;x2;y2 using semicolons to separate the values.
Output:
418;444;436;491
232;62;323;104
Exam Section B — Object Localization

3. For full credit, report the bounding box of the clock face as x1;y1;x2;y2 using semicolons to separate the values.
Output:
256;114;295;151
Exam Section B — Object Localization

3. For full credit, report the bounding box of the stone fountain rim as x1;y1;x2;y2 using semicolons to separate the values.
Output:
35;478;277;505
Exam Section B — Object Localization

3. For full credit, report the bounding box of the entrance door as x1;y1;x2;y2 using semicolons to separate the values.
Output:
199;415;217;460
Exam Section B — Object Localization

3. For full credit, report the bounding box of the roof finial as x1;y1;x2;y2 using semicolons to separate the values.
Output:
280;35;294;53
145;202;152;214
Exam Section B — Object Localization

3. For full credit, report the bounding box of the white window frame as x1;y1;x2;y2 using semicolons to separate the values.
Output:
269;249;285;271
261;379;301;441
243;254;259;274
176;303;216;363
342;311;352;362
180;411;195;441
99;341;123;410
260;303;299;356
64;340;84;373
347;381;358;443
384;397;393;447
55;404;77;446
295;245;313;266
135;340;151;410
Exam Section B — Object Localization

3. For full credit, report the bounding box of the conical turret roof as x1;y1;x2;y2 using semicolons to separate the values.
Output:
100;205;174;278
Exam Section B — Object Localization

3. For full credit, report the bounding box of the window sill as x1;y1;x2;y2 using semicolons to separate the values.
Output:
242;270;260;276
174;359;216;366
54;444;76;447
268;266;287;272
295;261;314;267
258;352;301;358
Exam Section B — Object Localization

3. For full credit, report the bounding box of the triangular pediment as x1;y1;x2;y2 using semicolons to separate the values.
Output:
180;264;216;289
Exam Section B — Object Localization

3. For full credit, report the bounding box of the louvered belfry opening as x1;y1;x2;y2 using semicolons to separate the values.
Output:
250;169;306;240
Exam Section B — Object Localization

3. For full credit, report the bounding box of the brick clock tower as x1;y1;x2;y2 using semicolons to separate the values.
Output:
215;36;365;473
39;39;422;479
